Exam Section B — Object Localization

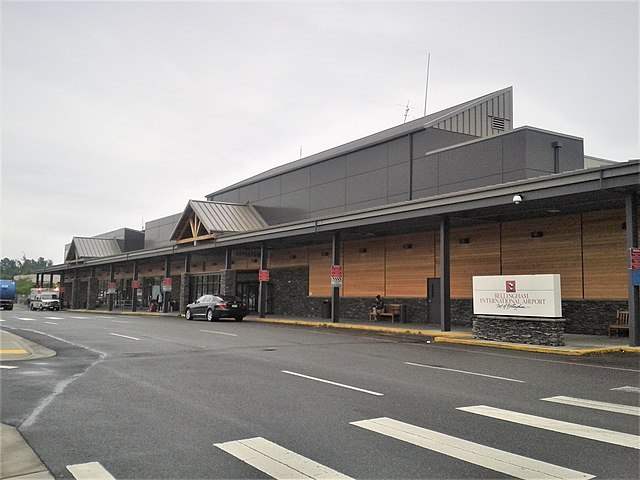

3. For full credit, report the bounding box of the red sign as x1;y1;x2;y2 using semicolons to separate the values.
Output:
132;280;140;289
259;269;270;282
630;248;640;270
107;282;116;294
162;277;172;292
331;265;343;278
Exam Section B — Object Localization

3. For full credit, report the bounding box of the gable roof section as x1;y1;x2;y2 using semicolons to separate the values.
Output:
171;200;268;244
207;87;513;198
65;237;122;263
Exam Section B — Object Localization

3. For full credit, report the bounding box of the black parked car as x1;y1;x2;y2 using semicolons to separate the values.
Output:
184;295;248;322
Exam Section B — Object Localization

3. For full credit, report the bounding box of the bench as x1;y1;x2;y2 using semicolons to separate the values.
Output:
369;304;402;322
608;310;629;337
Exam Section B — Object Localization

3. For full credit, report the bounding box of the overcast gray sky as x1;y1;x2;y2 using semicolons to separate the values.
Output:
2;1;638;265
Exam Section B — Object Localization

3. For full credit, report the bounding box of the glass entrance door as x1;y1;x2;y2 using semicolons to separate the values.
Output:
236;282;259;312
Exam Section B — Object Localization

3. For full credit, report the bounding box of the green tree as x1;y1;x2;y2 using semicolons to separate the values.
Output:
0;255;53;278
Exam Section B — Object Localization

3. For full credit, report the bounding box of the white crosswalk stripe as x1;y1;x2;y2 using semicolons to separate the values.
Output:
458;405;640;449
66;461;115;480
215;437;353;479
351;417;593;479
611;386;640;393
542;396;640;416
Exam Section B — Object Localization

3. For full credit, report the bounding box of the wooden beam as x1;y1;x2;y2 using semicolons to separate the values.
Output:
176;233;217;245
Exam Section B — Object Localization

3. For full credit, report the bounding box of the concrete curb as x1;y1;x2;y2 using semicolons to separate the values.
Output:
0;424;53;480
0;330;56;362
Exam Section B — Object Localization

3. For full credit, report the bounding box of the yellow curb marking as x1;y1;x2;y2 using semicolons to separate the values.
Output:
0;349;29;354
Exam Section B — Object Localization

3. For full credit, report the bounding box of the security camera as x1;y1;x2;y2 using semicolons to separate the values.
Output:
512;195;522;204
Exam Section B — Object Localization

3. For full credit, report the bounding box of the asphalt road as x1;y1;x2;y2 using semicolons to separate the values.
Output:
2;308;639;479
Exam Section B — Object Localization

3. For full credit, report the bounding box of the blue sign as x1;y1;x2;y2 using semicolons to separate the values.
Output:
632;270;640;287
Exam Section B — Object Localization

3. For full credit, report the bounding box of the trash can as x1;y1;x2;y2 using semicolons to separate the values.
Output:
321;300;332;319
399;304;408;323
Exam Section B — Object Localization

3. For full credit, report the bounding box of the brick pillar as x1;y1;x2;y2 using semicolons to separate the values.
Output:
71;278;82;309
87;277;99;309
179;273;191;312
220;269;236;296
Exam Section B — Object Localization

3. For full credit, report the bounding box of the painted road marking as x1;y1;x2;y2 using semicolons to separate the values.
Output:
215;436;353;479
542;396;640;416
14;317;35;321
111;320;130;324
0;349;28;354
44;321;58;325
351;417;593;480
352;417;592;479
70;316;90;319
45;316;63;320
282;370;384;396
109;333;140;341
200;329;238;337
612;386;640;393
405;362;525;383
66;461;116;480
0;365;19;369
458;405;640;449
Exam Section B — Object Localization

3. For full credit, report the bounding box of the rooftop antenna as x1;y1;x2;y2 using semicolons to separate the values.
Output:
397;99;413;123
423;52;431;116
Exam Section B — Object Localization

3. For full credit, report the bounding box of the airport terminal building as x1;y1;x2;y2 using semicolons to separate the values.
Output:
36;87;640;343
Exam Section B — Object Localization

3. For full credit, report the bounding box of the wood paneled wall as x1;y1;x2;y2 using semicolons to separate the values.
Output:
502;215;583;299
308;244;333;297
450;224;501;298
343;238;386;297
269;246;310;269
279;208;638;300
582;210;628;299
386;232;436;297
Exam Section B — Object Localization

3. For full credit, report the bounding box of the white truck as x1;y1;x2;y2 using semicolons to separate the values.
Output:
29;288;61;311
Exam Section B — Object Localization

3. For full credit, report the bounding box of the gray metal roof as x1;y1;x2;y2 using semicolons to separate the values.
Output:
65;237;122;262
207;87;513;198
170;200;268;241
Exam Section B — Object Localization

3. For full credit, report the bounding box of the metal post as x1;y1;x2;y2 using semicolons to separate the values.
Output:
331;232;341;323
49;273;54;288
258;244;267;318
440;217;451;331
225;248;232;270
108;265;114;312
626;192;639;346
132;261;138;312
60;271;65;309
163;256;171;313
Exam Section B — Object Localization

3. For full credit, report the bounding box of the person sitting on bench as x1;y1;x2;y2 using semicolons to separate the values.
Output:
371;295;385;321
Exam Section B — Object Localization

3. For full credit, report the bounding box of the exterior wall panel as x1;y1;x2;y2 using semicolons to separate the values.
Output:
501;215;583;299
385;232;435;297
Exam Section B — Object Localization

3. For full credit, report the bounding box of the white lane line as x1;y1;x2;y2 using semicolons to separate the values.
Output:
542;396;640;416
66;461;116;480
44;321;58;325
351;417;592;480
612;386;640;393
0;365;19;369
0;319;5;322
458;405;640;449
200;329;238;337
282;370;383;396
215;436;353;479
44;316;63;320
109;333;140;341
111;320;130;324
14;317;36;321
70;316;90;319
405;361;525;383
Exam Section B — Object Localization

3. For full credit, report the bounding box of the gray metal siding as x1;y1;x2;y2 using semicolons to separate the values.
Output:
310;179;345;212
345;170;387;205
310;156;346;186
387;162;410;197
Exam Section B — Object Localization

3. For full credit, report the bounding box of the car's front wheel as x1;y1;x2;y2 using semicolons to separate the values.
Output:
185;309;193;321
206;309;215;322
234;316;244;322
